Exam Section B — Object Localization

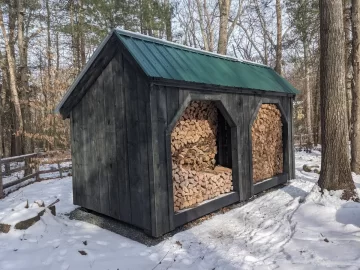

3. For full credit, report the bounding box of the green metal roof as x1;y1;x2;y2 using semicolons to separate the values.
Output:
115;29;299;95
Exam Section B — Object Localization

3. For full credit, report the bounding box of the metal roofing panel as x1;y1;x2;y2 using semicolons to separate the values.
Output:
116;30;299;95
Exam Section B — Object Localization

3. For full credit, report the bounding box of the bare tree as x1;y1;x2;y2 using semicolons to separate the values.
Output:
195;0;215;51
218;0;230;54
319;0;357;200
351;0;360;174
275;0;282;74
165;0;172;41
0;7;23;155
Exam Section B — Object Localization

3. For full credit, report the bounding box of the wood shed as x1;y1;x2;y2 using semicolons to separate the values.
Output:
56;29;299;237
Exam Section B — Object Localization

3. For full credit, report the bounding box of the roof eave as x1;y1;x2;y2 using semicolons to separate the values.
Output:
151;77;298;96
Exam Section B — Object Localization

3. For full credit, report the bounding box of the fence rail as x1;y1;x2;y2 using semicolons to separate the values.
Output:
1;150;72;190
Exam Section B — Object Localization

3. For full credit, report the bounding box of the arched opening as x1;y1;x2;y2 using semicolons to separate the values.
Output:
171;101;233;212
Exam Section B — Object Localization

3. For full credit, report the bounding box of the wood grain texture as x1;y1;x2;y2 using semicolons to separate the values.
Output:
113;52;131;222
124;56;143;228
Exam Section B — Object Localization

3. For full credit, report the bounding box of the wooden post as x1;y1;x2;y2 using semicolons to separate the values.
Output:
58;162;63;178
4;164;10;176
35;153;40;181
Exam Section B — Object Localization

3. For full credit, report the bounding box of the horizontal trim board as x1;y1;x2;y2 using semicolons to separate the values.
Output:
174;192;239;227
253;173;288;194
151;78;296;98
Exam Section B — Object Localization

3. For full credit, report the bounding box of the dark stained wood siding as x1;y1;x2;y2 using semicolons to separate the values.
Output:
71;50;151;230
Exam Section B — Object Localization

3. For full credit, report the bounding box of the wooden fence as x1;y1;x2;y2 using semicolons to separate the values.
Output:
1;150;72;190
293;133;319;147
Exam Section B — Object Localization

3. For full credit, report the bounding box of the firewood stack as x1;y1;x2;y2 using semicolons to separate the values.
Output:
171;101;233;212
172;164;233;212
251;104;283;183
171;101;218;171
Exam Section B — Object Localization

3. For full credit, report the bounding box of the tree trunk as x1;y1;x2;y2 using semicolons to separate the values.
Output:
79;0;86;68
344;0;353;134
351;0;360;174
18;0;32;155
69;1;79;73
313;64;321;145
304;41;313;145
275;0;282;75
195;0;210;51
164;0;172;41
46;0;52;85
217;0;230;55
319;0;357;200
0;60;3;199
0;8;23;156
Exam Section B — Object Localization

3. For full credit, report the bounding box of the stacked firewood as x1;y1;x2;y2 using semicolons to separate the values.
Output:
171;101;233;212
251;104;283;183
172;163;233;212
171;101;218;171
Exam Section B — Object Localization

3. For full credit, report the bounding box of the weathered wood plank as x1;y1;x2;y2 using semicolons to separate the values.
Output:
113;52;132;222
149;85;170;236
148;83;157;236
155;85;170;235
103;59;119;218
253;173;288;194
178;89;190;105
124;57;143;228
86;75;101;213
238;95;250;200
136;69;151;230
94;68;110;215
75;98;86;206
70;112;78;204
165;87;179;230
174;192;239;227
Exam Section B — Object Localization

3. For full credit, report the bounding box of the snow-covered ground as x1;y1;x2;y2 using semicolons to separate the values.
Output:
0;151;359;270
